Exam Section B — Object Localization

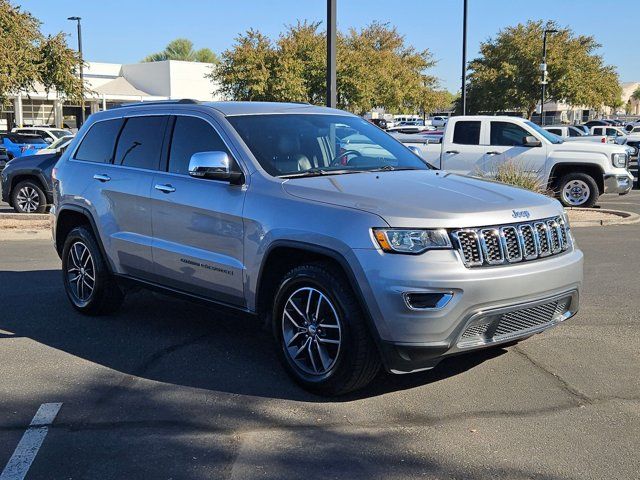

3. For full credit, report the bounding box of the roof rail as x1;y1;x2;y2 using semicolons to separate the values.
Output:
116;99;200;108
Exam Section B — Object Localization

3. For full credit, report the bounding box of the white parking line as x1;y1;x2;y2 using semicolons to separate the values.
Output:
0;403;62;480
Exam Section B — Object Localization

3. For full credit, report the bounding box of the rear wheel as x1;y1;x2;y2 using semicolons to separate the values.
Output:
273;263;380;396
61;226;124;315
11;180;47;213
557;172;599;208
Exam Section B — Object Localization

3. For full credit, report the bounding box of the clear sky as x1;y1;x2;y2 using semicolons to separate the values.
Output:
20;0;640;92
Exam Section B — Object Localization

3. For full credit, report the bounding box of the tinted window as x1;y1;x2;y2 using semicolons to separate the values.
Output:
546;128;562;136
593;127;603;135
568;127;582;137
75;119;124;163
169;116;230;175
490;122;529;146
453;121;481;145
115;116;167;170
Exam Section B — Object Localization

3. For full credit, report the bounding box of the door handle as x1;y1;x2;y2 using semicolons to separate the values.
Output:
93;174;111;182
445;150;459;154
485;151;501;155
154;183;176;193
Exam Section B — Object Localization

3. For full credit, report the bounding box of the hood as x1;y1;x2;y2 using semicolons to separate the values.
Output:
552;140;627;154
282;170;561;228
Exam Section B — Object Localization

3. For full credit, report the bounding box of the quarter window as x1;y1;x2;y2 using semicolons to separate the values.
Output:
114;116;168;170
75;119;124;163
169;116;231;175
490;122;529;146
452;121;481;145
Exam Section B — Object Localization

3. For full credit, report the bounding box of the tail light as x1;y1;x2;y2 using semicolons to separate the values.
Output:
601;138;606;143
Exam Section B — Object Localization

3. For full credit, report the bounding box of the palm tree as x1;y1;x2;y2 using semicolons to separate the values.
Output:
143;38;218;63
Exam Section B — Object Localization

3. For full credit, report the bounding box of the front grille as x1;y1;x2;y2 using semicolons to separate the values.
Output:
458;295;573;348
452;216;570;268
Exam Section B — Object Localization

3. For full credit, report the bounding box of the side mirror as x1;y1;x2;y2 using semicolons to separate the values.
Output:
523;135;542;147
188;151;243;184
407;145;423;158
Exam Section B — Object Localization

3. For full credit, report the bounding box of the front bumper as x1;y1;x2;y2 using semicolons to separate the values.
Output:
603;172;633;195
352;245;583;373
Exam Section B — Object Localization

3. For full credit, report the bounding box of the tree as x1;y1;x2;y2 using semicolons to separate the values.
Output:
143;38;219;63
0;0;83;105
465;20;621;118
210;22;444;115
632;87;640;102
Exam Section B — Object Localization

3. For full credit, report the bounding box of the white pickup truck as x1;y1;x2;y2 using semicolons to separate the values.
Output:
543;125;609;144
394;115;633;208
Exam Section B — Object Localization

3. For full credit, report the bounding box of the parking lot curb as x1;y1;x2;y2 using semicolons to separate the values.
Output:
0;229;51;241
0;212;50;221
566;207;640;227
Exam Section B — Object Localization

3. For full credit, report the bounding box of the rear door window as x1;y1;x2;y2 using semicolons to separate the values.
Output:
546;128;562;136
452;121;481;145
115;116;168;170
75;119;124;163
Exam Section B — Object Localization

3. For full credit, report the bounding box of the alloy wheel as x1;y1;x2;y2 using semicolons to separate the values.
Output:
561;180;590;207
66;241;95;304
282;286;342;376
16;186;40;213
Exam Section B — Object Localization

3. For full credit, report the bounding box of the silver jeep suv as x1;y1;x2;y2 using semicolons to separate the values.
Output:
51;101;583;395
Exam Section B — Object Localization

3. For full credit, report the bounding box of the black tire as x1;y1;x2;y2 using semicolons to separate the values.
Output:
557;172;599;208
272;263;380;396
61;226;124;315
11;180;47;213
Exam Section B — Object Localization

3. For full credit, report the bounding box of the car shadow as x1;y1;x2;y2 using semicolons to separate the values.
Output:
0;269;507;402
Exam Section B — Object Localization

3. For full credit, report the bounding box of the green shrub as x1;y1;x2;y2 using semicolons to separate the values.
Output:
489;161;547;194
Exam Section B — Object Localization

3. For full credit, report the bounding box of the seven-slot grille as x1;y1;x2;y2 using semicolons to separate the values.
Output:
452;216;570;268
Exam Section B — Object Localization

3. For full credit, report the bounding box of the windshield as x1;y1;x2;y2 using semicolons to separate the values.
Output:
50;129;73;139
525;121;563;144
48;136;73;149
227;114;430;177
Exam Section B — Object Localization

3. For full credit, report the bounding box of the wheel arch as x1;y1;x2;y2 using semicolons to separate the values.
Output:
547;162;604;194
254;240;383;344
55;205;111;272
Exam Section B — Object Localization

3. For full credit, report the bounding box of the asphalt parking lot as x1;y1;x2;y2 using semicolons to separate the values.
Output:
0;192;639;480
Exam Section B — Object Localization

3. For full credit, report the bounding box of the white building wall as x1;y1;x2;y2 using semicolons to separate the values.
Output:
120;61;172;97
167;60;220;101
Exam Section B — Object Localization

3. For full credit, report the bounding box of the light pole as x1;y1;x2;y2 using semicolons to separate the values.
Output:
461;0;468;115
68;16;85;126
326;0;336;108
540;28;557;125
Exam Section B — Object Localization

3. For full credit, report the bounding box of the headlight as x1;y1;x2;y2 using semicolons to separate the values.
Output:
373;228;452;254
611;152;627;168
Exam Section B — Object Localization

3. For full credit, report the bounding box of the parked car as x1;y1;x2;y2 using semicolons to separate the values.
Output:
543;125;609;143
573;125;591;135
1;151;59;213
35;135;74;155
0;145;8;171
51;100;583;395
12;126;73;143
1;133;49;160
396;115;632;208
430;116;449;127
590;126;627;141
584;120;610;128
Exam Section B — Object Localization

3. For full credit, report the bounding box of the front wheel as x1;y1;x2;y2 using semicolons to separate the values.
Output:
272;263;380;396
557;172;599;208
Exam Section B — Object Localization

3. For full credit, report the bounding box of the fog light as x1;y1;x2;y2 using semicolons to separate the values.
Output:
404;292;453;310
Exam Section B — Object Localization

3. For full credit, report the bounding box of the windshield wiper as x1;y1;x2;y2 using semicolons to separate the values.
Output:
280;168;369;179
368;166;423;172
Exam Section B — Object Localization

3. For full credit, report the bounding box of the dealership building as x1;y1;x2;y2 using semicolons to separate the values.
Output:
1;59;222;131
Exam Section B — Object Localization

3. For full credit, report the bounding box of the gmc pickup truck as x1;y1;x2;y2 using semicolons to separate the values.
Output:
394;115;633;208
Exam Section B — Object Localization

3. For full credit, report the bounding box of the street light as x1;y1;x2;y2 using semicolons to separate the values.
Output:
326;0;336;108
540;28;558;126
461;0;468;115
67;16;85;126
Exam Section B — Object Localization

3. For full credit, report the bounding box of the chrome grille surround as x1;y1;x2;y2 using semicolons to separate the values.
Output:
452;216;571;268
456;290;577;349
